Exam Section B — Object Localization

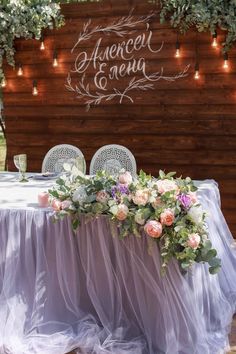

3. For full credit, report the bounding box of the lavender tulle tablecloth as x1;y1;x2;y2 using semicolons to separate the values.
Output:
0;172;236;354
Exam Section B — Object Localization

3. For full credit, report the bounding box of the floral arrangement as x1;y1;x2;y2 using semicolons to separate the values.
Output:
48;168;221;275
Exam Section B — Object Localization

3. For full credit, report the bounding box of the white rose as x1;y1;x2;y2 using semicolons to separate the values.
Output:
188;205;204;224
110;205;118;215
134;211;146;225
72;186;87;204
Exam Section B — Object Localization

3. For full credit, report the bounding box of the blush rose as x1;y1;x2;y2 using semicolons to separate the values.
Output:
132;189;149;206
144;220;162;238
61;200;72;210
51;199;62;211
119;171;133;185
187;233;201;249
116;204;129;221
160;209;175;226
156;179;179;195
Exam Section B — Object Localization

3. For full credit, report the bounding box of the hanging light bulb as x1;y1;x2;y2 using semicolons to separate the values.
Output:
194;63;200;80
223;53;229;69
53;50;58;67
1;77;7;88
32;80;38;96
175;40;180;58
17;63;23;76
212;31;218;48
40;36;45;51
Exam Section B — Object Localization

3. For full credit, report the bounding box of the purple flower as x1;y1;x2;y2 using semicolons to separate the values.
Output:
111;183;129;201
178;194;192;209
118;183;129;194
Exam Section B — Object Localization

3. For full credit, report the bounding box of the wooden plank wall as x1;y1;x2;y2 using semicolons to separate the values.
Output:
2;0;236;236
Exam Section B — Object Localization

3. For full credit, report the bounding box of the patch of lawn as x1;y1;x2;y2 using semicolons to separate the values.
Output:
0;133;6;171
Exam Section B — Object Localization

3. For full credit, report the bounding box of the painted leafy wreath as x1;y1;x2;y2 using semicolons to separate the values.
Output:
66;10;190;110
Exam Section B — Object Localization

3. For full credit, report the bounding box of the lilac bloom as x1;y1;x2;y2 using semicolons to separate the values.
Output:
178;193;192;209
111;183;129;201
117;183;129;194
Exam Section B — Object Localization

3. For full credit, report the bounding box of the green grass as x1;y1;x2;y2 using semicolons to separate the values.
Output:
0;133;6;171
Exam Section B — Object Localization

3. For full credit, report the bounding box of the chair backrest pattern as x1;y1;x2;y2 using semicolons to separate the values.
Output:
89;144;137;176
42;144;86;173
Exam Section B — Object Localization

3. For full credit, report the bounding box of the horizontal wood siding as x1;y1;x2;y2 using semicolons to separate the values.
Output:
2;0;236;236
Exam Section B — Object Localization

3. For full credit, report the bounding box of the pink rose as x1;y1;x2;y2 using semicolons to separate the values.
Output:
51;199;62;211
187;233;201;249
188;191;198;205
160;209;175;226
116;204;129;221
61;200;72;210
132;189;149;206
119;171;133;185
156;179;179;195
144;220;162;238
96;190;109;204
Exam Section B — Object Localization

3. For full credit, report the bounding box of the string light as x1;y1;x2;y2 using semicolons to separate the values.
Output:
4;29;230;98
1;78;7;88
175;33;180;58
32;80;38;96
194;62;200;80
223;53;229;70
175;41;180;58
194;35;200;80
212;31;218;48
40;36;45;51
17;63;23;76
53;50;58;67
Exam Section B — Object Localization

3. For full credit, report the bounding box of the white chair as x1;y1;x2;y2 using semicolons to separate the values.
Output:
89;144;137;176
42;144;86;174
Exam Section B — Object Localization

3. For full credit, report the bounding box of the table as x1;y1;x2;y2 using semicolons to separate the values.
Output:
0;172;236;354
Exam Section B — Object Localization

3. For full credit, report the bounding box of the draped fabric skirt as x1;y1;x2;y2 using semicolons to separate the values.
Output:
0;181;235;354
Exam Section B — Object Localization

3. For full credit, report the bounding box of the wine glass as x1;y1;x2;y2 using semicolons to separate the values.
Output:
13;154;28;182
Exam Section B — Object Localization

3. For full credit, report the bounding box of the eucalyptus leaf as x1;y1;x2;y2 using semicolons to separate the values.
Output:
203;240;212;250
159;170;165;179
209;265;221;275
72;218;80;231
181;261;191;269
208;257;221;267
56;178;65;186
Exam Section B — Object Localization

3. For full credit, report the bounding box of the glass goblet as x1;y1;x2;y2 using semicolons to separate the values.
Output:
13;154;28;182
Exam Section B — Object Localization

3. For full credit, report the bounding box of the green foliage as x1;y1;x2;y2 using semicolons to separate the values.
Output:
154;0;236;53
0;1;62;83
0;0;100;85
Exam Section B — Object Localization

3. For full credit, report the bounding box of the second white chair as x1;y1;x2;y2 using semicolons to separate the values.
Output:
89;144;137;176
